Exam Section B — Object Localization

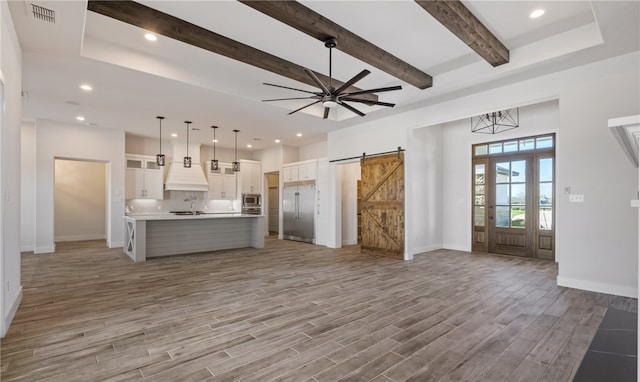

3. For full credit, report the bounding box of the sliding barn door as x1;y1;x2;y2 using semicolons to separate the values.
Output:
360;153;405;259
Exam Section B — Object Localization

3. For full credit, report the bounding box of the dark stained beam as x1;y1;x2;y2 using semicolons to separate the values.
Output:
415;0;509;67
239;1;433;90
87;1;377;102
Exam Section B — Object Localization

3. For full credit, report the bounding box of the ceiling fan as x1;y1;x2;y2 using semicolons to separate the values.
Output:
262;37;402;119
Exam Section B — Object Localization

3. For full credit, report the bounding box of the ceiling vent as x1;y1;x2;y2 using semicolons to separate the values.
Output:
31;3;55;23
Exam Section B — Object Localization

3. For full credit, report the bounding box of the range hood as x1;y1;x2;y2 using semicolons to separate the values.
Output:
164;142;208;191
609;115;640;167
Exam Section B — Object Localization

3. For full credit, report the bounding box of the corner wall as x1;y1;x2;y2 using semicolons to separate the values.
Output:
1;0;23;337
32;120;125;253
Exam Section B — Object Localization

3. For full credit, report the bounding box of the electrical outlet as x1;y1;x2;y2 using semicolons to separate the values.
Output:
564;186;571;195
569;194;584;202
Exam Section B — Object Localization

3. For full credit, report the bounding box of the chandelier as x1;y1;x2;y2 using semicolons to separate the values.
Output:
471;108;519;134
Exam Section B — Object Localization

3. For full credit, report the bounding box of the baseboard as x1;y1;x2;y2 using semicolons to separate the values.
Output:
409;244;443;256
108;241;124;249
2;286;23;338
557;276;638;298
342;239;357;246
55;234;106;242
20;244;34;252
34;245;55;254
443;243;471;252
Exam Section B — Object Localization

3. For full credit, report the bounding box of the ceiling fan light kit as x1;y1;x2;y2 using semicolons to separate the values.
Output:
263;37;402;119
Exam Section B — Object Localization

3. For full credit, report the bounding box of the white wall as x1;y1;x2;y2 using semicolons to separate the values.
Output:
299;141;328;161
441;101;559;251
0;0;23;337
329;52;640;298
340;162;360;245
54;160;107;241
30;120;125;253
20;121;35;252
253;145;284;174
407;124;444;257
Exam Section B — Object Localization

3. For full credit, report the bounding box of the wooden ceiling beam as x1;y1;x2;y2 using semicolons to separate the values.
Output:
415;0;509;67
86;1;377;102
239;1;433;90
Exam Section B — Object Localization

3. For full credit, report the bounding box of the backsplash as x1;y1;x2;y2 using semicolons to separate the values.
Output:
126;190;240;215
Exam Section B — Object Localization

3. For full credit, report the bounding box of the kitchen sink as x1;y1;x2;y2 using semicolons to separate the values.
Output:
170;211;205;215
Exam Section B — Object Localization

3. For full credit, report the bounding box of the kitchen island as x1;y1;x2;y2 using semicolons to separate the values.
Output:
124;213;264;262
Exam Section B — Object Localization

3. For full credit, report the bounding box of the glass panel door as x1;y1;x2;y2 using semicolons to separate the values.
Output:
489;155;533;258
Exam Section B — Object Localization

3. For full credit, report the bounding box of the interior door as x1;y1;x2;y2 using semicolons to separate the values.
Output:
360;153;405;259
488;155;534;257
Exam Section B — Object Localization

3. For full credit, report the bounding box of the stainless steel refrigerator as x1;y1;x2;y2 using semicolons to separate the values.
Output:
282;180;315;243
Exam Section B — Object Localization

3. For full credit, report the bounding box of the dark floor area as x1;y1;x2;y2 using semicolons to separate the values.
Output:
573;306;637;382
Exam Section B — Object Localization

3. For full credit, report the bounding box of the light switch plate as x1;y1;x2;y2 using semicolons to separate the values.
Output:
569;194;584;202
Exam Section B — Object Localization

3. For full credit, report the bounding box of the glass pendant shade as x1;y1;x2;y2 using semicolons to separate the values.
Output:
211;125;219;171
233;129;240;172
184;120;192;168
156;116;165;166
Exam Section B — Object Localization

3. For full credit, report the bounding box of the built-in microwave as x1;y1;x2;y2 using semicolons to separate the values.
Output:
242;193;261;207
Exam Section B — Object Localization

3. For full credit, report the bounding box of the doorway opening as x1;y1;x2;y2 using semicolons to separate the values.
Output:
339;161;361;246
472;134;555;260
266;172;279;236
54;159;108;247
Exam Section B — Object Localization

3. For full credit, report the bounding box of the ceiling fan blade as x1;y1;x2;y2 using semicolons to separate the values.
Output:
323;107;330;119
263;82;320;95
342;85;403;97
340;97;396;108
303;69;331;95
263;96;320;102
338;100;365;117
287;99;322;115
332;69;371;96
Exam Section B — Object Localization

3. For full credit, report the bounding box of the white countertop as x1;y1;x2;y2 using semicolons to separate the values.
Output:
125;213;263;221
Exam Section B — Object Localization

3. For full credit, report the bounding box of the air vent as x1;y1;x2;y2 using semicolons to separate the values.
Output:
31;3;55;23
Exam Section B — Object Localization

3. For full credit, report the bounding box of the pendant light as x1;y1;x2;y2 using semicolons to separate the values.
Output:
156;116;165;166
232;129;240;172
210;125;219;171
183;121;192;168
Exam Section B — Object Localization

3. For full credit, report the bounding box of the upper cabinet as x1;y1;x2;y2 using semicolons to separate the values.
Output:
206;161;237;200
239;160;262;194
125;154;164;200
283;159;317;183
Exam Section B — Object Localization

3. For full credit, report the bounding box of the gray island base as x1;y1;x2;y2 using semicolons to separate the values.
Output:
124;214;264;262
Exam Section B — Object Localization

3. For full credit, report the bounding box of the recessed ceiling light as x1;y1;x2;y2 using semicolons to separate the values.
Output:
247;144;252;148
80;84;92;91
296;133;302;137
76;116;85;121
171;133;178;137
275;139;281;143
144;33;157;41
529;9;545;19
212;139;218;143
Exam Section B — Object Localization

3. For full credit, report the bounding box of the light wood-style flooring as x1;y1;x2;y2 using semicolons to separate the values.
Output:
1;238;635;381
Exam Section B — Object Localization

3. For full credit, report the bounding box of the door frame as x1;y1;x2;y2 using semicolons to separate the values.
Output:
471;134;555;259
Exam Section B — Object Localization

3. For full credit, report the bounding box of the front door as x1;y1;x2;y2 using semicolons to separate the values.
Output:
472;134;555;260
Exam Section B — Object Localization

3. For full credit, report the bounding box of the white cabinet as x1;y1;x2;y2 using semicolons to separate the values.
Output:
298;162;316;181
282;160;317;183
239;160;262;194
125;155;164;200
206;162;237;200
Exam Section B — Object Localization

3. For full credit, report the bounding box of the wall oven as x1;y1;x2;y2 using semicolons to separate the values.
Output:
242;193;262;215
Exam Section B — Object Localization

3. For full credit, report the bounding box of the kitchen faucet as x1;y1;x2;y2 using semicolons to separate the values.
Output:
184;196;197;213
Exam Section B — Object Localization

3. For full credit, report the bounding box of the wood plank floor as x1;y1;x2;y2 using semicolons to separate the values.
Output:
1;238;635;381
